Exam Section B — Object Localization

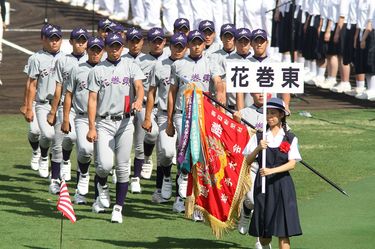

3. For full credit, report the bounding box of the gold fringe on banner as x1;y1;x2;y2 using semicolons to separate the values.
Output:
185;160;252;239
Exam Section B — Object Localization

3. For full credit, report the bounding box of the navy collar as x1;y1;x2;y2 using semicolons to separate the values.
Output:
188;55;202;62
150;52;162;59
168;56;176;62
48;50;60;57
128;52;140;59
106;58;121;66
86;61;98;67
237;52;251;59
223;48;235;55
71;52;85;60
253;55;267;62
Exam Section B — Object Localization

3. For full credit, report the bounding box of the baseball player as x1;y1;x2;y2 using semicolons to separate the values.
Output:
25;25;65;194
173;18;190;36
86;32;145;223
48;27;89;182
142;32;188;207
166;30;225;217
20;24;54;172
130;27;170;194
97;18;112;39
62;36;105;205
198;20;222;56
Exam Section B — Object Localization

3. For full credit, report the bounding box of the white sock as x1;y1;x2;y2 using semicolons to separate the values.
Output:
327;76;336;81
305;60;311;73
318;67;326;77
297;56;305;64
369;75;375;91
282;53;291;63
310;60;317;77
356;80;365;89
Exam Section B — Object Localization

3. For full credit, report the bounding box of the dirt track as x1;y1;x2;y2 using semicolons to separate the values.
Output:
1;0;374;114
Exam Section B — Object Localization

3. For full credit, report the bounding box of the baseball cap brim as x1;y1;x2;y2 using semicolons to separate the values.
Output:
252;34;267;41
48;33;62;39
107;40;123;46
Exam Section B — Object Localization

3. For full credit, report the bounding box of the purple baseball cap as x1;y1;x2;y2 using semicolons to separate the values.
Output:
173;18;190;30
198;20;215;32
105;32;124;46
126;28;143;41
147;27;165;41
87;37;104;49
113;23;126;33
46;26;62;39
187;30;204;42
97;18;112;30
220;23;236;37
251;29;267;40
170;32;187;47
70;27;89;40
41;23;54;38
235;28;252;41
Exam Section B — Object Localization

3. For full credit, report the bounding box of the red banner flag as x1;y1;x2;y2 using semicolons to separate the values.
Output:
186;96;251;238
57;181;76;223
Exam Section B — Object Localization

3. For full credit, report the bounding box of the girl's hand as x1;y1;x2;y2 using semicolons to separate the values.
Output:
260;167;274;176
257;139;268;151
232;111;241;123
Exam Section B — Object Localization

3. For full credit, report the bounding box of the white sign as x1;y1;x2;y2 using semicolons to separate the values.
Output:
226;62;304;93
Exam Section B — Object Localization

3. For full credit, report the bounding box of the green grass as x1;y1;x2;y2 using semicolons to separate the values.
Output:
0;109;374;249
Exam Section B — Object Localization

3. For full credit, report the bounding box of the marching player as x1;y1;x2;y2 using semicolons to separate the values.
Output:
86;32;145;223
198;20;221;56
62;36;105;205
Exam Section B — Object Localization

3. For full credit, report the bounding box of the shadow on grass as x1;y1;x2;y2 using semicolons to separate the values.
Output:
85;237;250;249
23;246;51;249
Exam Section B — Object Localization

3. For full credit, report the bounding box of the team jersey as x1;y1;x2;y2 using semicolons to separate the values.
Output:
171;55;223;111
55;53;88;103
87;58;146;116
149;57;175;111
28;50;64;102
24;52;38;75
66;61;95;114
136;51;169;102
240;104;263;131
203;42;222;56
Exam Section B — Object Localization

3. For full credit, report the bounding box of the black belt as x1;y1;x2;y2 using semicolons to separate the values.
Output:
78;112;86;116
100;113;133;121
142;100;158;108
161;110;182;114
37;99;52;105
228;105;236;110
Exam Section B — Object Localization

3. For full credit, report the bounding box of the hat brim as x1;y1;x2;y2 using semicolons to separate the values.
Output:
73;34;89;40
106;40;124;46
222;30;235;36
236;35;251;41
176;24;189;30
252;35;267;41
150;36;165;41
189;36;204;42
88;44;104;50
201;27;215;33
128;35;143;41
48;33;62;39
171;41;186;47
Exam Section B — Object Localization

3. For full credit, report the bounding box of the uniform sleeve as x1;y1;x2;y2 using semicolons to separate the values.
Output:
210;59;225;79
23;54;35;75
149;63;158;87
28;56;40;79
242;134;258;156
66;66;77;93
87;68;101;93
130;62;146;81
340;0;350;18
369;1;375;24
288;137;302;161
55;57;64;85
170;62;179;87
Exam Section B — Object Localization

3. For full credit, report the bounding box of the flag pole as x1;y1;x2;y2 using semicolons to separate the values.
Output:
261;91;267;194
60;214;64;249
201;92;349;197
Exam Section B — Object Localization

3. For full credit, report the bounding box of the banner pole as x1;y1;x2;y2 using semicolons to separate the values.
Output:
261;91;267;194
60;215;63;249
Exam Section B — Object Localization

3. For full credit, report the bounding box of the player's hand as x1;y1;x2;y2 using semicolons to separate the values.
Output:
61;120;71;134
20;105;27;115
142;118;152;132
257;139;268;152
232;111;242;123
86;128;97;143
25;109;34;122
285;105;291;116
132;100;142;112
166;122;175;137
360;40;366;50
47;112;56;126
260;167;274;177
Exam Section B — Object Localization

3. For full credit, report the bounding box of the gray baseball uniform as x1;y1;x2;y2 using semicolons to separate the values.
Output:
87;58;145;183
171;55;224;139
66;61;95;164
28;49;65;162
203;42;222;56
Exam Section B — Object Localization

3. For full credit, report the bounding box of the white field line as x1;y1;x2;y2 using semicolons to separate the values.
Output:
2;39;34;55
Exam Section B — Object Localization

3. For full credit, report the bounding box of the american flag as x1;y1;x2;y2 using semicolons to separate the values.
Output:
57;180;76;223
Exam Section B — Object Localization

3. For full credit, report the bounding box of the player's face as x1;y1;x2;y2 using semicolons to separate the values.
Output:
266;108;284;127
251;93;264;107
87;46;104;64
236;38;251;55
106;43;123;60
170;44;186;60
128;38;144;55
251;37;268;57
47;35;62;53
203;29;215;46
98;29;107;39
189;38;205;57
175;27;189;36
71;37;88;55
221;33;235;51
150;38;166;54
